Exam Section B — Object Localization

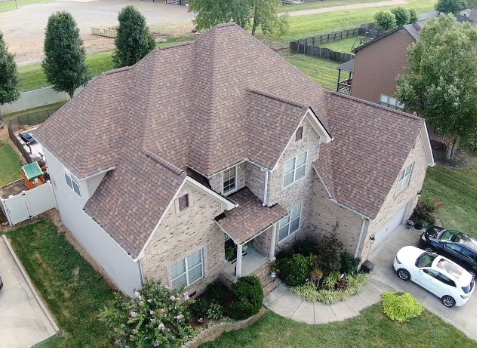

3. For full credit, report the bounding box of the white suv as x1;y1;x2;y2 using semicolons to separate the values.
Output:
393;246;474;307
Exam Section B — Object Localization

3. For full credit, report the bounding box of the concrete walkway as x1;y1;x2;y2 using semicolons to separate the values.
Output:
286;0;405;17
264;282;382;324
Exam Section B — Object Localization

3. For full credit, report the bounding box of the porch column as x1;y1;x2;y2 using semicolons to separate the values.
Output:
236;244;243;278
269;223;277;261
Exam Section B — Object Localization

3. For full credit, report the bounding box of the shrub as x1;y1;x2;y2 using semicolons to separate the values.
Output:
291;273;369;304
206;302;224;321
340;251;360;274
317;236;343;273
228;276;263;320
391;7;410;27
207;281;229;305
322;271;341;290
435;0;466;14
374;11;396;31
291;239;318;256
409;9;418;24
191;298;209;316
411;197;445;227
99;281;195;348
277;254;310;286
382;292;423;322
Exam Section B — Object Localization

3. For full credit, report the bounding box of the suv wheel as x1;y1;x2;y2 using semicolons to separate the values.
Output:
397;269;411;281
442;295;456;308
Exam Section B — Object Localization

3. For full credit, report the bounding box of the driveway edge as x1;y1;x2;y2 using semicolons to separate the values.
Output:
2;234;60;333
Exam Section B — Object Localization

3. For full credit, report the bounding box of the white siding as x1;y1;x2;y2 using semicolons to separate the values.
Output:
44;148;142;295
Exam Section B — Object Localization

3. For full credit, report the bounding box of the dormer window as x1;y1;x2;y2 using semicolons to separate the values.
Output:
223;166;237;195
295;126;303;141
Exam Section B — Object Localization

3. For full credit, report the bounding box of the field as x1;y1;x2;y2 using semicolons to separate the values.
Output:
0;141;22;186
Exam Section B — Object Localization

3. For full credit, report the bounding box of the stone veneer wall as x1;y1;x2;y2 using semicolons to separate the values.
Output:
268;118;321;249
209;162;246;195
360;131;430;260
309;178;363;253
141;182;225;295
245;162;265;202
251;226;272;257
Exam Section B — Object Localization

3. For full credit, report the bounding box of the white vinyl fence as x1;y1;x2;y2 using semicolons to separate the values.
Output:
0;182;57;225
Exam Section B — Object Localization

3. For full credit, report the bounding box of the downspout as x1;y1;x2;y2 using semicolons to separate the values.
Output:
138;258;145;287
354;218;369;259
262;169;269;206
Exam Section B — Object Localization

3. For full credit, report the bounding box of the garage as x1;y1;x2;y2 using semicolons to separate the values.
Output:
370;202;410;253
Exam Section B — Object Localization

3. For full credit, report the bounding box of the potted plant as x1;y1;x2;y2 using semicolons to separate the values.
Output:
270;263;278;278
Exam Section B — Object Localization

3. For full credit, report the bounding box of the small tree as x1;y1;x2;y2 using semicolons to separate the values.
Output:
409;9;418;24
391;7;410;27
0;31;19;105
113;6;156;68
396;15;477;159
435;0;466;14
189;0;251;30
374;11;396;31
42;12;89;98
250;0;289;37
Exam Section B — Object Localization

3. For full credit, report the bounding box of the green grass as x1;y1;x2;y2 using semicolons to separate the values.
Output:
7;221;115;348
0;141;22;186
0;0;51;13
319;36;362;53
423;165;477;238
281;53;339;91
275;0;435;43
200;306;477;348
281;0;390;12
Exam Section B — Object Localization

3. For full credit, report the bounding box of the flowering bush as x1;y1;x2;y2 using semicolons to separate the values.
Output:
411;197;445;226
99;281;195;348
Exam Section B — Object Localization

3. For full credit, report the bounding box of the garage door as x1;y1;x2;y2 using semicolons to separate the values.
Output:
371;204;407;253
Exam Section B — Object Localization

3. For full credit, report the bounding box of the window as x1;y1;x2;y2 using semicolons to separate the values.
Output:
64;169;81;197
278;203;302;241
423;269;439;278
178;194;189;211
222;166;237;194
170;249;204;289
446;243;463;253
436;272;456;287
397;163;413;193
295;127;303;141
283;152;307;187
380;95;405;111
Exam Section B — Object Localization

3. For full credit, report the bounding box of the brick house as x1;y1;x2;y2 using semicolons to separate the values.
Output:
34;24;434;296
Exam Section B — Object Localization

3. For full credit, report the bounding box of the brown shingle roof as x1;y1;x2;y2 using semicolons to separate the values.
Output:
318;92;425;218
215;188;287;245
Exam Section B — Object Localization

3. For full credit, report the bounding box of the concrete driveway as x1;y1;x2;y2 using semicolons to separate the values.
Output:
0;236;57;348
369;226;477;342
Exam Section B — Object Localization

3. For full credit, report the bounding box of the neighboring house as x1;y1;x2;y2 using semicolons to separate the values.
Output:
458;8;477;23
338;22;425;106
34;24;434;296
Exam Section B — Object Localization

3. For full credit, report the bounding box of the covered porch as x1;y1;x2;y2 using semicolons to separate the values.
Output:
215;188;287;278
336;59;355;95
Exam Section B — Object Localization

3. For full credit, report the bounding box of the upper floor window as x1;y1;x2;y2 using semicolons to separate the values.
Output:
64;169;81;197
278;203;302;241
397;163;413;193
170;249;204;289
283;152;307;187
380;95;404;111
295;126;303;141
223;166;237;195
178;194;189;211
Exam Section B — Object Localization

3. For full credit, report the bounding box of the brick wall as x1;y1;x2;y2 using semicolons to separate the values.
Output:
360;131;430;259
245;162;265;202
252;226;272;257
142;182;225;295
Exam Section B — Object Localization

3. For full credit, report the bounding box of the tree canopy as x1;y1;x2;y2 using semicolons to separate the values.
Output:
395;15;477;158
113;6;156;68
42;12;89;98
435;0;466;14
374;11;396;31
189;0;288;36
391;7;410;27
0;31;19;105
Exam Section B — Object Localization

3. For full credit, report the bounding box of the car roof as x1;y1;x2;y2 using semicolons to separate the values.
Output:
434;257;464;281
442;230;477;253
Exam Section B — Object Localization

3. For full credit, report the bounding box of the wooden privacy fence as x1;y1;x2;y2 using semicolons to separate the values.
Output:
290;44;354;63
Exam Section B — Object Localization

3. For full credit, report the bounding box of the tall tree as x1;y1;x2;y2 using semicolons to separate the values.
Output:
0;31;19;105
391;7;410;27
189;0;289;36
113;6;156;68
409;9;418;24
189;0;250;30
395;15;477;159
43;12;89;98
374;11;396;31
435;0;466;14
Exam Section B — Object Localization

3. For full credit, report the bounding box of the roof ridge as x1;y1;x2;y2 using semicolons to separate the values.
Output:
328;91;424;122
143;148;185;176
157;41;194;51
248;89;308;109
103;66;130;75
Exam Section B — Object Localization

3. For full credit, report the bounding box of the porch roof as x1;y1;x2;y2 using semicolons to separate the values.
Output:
336;59;355;72
215;188;287;245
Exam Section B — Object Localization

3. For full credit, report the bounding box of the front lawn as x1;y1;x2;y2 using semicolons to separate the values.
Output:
281;0;389;12
0;141;22;186
200;305;476;348
423;165;477;238
0;0;52;13
319;36;362;54
7;221;115;348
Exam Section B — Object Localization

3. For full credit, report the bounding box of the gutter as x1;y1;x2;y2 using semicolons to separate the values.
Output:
262;169;269;206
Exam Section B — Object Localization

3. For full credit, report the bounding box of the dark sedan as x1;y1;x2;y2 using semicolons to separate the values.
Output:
19;132;36;144
420;226;477;278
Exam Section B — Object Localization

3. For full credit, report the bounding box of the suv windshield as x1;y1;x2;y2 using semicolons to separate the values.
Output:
440;230;463;243
417;252;437;268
